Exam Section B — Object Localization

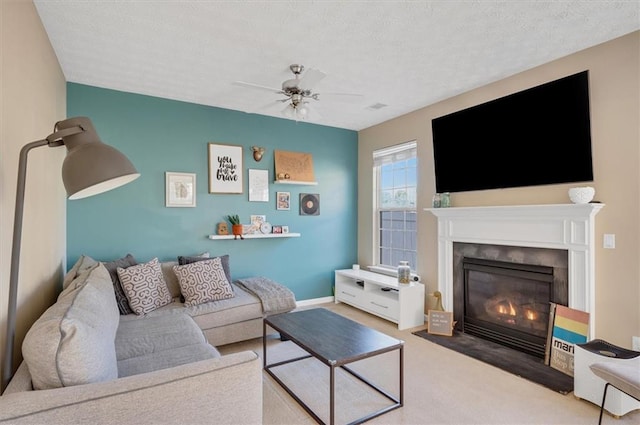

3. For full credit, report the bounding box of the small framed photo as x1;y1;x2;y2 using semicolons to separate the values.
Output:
272;225;283;234
165;172;196;207
250;215;266;225
281;225;289;234
276;191;291;210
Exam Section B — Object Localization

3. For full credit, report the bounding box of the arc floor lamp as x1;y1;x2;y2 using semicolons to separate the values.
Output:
1;117;140;393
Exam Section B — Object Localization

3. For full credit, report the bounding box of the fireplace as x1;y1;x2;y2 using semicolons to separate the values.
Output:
427;203;604;338
461;257;557;358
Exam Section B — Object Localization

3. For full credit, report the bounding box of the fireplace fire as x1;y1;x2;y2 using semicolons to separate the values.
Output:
462;257;559;358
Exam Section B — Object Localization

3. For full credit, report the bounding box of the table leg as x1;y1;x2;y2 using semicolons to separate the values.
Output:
400;344;404;406
263;320;267;368
330;364;335;425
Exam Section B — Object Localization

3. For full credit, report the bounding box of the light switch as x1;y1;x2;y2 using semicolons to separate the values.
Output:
603;234;615;249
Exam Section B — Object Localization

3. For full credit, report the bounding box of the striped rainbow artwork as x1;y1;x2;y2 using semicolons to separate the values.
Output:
553;304;590;344
549;304;590;376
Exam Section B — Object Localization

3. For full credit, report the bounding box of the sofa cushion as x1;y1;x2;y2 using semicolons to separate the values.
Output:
115;313;211;361
117;257;172;315
152;283;263;329
102;253;138;315
172;257;235;306
117;343;220;378
22;263;119;390
161;260;182;299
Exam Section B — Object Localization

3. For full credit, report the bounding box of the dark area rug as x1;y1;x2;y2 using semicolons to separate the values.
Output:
412;329;573;394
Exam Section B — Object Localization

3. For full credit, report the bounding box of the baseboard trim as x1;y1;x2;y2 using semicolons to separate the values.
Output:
296;296;334;307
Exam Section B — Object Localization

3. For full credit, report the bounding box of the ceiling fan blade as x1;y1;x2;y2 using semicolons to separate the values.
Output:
249;100;282;113
298;68;326;90
316;92;364;103
233;81;282;94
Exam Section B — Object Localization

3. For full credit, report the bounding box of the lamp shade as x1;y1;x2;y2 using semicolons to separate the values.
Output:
55;117;140;199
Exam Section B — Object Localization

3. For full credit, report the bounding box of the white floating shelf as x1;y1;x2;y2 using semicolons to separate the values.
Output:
208;233;301;240
273;180;318;186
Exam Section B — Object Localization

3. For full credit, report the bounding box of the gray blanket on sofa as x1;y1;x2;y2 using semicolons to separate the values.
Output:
235;277;296;314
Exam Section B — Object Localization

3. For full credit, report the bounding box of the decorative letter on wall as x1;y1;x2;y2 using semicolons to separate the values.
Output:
208;143;243;194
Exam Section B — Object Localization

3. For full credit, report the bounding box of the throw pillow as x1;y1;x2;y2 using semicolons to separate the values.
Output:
117;257;172;315
22;263;119;390
172;257;234;306
62;255;98;291
178;253;232;284
103;253;138;315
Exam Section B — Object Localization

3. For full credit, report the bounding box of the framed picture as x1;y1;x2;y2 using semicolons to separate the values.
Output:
250;215;266;225
165;172;196;207
272;225;283;234
281;225;289;234
276;191;291;210
208;143;243;194
248;169;269;202
300;193;320;216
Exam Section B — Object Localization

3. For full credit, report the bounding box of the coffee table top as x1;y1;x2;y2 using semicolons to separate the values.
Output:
265;308;403;366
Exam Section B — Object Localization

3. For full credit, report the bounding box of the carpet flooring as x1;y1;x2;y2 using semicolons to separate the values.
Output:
219;303;640;424
412;329;574;394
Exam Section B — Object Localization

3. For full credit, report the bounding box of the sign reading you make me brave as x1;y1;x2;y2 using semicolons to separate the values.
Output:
208;143;243;194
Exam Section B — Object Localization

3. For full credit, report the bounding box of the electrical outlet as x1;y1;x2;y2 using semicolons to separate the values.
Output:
633;336;640;351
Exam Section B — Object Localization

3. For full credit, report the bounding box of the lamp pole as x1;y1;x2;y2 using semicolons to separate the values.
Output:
2;138;60;393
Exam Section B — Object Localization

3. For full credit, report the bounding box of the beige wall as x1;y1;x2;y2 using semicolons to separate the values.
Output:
1;1;66;382
358;31;640;348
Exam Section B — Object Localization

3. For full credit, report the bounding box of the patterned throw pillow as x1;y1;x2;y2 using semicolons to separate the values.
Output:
172;257;235;307
117;258;172;315
103;254;138;315
178;254;232;284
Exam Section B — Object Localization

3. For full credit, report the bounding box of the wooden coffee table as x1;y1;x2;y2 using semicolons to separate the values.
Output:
263;308;404;425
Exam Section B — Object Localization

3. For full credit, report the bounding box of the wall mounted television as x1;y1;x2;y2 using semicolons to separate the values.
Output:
432;70;593;193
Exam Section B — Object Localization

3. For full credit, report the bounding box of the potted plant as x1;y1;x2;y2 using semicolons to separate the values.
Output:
227;215;243;239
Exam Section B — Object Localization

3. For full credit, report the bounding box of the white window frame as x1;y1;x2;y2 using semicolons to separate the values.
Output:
372;141;418;275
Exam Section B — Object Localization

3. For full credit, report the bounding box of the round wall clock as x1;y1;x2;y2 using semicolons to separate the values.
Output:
260;222;273;234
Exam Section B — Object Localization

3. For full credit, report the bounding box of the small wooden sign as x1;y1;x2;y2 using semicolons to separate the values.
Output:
427;310;454;336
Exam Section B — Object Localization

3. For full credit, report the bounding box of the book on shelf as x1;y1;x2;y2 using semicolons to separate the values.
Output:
545;303;589;376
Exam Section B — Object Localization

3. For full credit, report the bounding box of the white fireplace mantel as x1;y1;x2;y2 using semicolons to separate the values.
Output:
425;203;604;337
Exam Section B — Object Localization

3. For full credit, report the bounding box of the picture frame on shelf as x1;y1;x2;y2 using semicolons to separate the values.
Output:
208;143;243;194
281;225;289;234
277;191;291;210
272;225;283;234
165;172;196;208
250;215;266;225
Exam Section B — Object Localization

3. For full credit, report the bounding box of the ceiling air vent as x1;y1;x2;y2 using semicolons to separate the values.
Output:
367;103;388;110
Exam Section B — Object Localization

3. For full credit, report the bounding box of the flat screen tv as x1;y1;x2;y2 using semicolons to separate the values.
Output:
432;70;593;193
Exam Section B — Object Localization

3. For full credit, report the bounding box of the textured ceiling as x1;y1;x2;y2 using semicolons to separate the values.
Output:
34;1;639;131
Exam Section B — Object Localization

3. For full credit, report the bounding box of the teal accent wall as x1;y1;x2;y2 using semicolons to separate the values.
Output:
66;83;358;300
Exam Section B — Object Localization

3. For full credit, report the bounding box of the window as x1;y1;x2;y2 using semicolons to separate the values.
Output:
374;141;417;271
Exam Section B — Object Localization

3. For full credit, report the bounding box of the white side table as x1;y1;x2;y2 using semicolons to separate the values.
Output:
574;339;640;417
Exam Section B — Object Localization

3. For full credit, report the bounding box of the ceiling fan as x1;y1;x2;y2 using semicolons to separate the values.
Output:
233;64;362;121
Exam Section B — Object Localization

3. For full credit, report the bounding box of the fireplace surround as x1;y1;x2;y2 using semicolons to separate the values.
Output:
426;203;604;338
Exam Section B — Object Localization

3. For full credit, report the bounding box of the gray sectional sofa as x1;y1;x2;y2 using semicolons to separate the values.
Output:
0;254;296;424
